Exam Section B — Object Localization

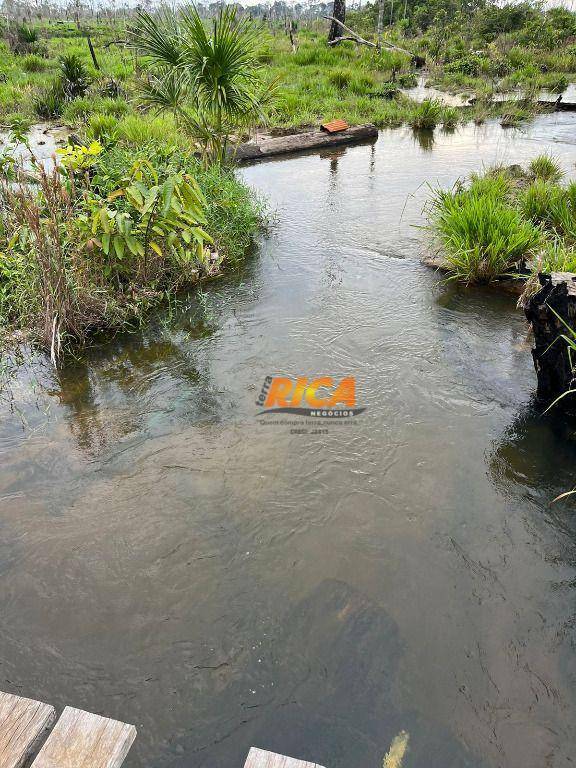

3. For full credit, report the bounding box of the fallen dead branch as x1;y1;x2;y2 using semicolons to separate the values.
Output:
322;15;413;56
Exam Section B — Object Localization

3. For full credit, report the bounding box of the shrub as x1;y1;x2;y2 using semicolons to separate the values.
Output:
59;54;90;99
0;144;261;359
21;54;47;72
6;24;46;56
444;54;483;76
33;82;65;119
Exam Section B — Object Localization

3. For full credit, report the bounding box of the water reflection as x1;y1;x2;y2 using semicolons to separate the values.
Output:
490;402;576;537
412;127;435;152
3;117;576;768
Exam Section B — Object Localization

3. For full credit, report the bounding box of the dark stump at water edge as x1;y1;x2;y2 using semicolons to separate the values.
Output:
525;272;576;406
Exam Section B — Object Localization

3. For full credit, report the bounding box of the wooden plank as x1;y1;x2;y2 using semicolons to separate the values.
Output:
31;706;136;768
0;691;56;768
244;747;326;768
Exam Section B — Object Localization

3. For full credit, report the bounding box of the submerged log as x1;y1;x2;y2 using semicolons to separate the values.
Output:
524;272;576;405
234;124;378;162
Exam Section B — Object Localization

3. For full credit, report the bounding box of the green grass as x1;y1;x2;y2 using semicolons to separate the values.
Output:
428;157;576;283
529;153;564;182
430;181;541;283
0;14;573;136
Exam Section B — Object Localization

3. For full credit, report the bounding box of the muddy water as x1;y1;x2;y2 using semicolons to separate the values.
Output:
2;115;576;768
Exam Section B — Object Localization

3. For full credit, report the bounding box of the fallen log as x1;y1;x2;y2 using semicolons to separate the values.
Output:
234;124;378;162
525;272;576;406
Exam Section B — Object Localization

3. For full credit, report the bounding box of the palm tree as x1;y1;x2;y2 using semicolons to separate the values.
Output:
128;5;273;165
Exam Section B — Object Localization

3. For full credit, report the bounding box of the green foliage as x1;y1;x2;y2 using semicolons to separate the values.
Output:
529;154;564;183
541;241;576;274
59;53;90;98
85;113;119;142
428;158;576;284
33;81;65;119
500;105;531;127
429;172;541;282
441;106;459;128
79;160;214;278
520;179;576;240
6;24;45;55
410;98;443;129
129;5;273;164
21;54;47;72
0;142;261;359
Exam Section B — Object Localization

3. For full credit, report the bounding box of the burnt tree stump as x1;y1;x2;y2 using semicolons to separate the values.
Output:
525;272;576;406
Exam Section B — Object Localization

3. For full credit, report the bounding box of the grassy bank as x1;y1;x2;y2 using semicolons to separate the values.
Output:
427;155;576;284
0;140;263;361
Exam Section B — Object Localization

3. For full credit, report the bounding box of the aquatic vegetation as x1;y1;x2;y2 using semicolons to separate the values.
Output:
409;99;443;129
500;105;532;127
429;177;541;283
428;158;576;284
441;106;459;129
528;154;564;183
540;242;576;274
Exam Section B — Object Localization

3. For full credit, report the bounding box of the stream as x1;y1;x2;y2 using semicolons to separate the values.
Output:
1;114;576;768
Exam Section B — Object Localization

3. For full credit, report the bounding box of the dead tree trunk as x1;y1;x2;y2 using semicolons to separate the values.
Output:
377;0;384;50
524;272;576;407
328;0;346;43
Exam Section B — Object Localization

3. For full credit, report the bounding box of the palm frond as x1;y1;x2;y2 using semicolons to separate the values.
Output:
129;4;273;164
137;69;191;113
128;9;183;68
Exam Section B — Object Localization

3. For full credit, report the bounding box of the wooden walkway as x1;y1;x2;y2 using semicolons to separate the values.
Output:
0;692;136;768
244;747;326;768
0;690;323;768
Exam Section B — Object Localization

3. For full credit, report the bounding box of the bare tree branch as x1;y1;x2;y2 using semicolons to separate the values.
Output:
322;15;413;56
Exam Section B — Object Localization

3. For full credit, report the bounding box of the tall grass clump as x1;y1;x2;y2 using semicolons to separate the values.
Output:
429;175;541;283
21;54;47;73
529;154;563;182
410;99;443;129
33;81;65;118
